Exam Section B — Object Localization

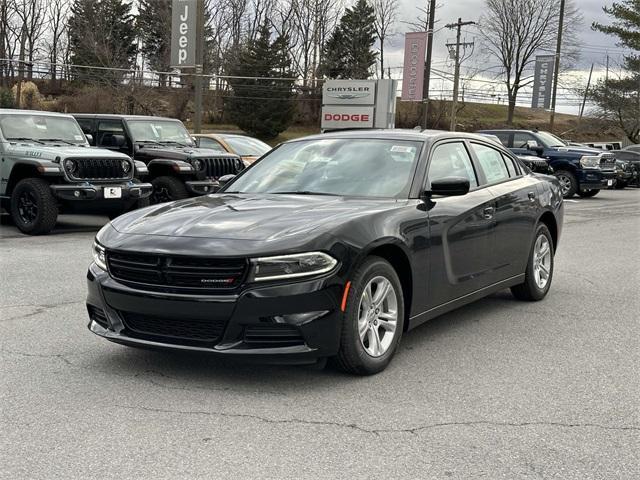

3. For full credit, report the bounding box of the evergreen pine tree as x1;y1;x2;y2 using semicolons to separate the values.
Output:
321;0;377;79
227;23;296;139
68;0;137;84
137;0;172;86
591;0;639;142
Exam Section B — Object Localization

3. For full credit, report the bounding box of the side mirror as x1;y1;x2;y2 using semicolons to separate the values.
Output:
427;177;470;197
218;174;236;188
113;134;126;147
527;140;543;155
85;133;94;145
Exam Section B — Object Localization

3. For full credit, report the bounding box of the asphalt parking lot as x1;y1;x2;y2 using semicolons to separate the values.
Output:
1;189;639;480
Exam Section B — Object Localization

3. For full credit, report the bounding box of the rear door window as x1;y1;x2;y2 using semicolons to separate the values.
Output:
471;143;510;184
513;132;537;148
97;120;126;148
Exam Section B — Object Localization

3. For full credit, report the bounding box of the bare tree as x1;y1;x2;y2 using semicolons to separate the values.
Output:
373;0;398;78
11;0;47;80
44;0;68;87
478;0;582;124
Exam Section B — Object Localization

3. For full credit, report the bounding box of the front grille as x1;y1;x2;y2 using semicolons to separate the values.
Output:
120;311;226;344
70;158;131;181
244;324;305;348
106;251;248;293
600;154;616;170
87;305;109;329
201;157;243;178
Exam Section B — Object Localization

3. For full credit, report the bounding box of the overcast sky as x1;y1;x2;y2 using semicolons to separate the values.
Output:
384;0;630;113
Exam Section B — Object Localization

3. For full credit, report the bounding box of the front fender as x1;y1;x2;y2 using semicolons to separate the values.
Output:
147;158;194;175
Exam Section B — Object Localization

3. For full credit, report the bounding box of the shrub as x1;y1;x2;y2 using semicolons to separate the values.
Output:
0;87;14;108
11;81;43;110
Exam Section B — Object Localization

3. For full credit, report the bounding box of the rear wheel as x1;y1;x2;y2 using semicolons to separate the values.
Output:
511;224;554;301
10;178;58;235
151;176;189;204
578;189;600;198
333;257;404;375
554;170;577;198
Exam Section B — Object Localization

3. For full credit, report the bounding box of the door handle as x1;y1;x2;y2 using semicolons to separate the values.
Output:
528;191;536;202
483;207;494;219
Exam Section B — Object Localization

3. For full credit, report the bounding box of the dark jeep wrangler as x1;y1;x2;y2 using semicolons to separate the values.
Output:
73;114;245;203
0;109;151;235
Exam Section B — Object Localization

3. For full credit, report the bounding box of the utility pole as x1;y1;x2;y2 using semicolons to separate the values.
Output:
578;63;594;124
421;0;436;129
548;0;565;132
446;18;475;131
193;0;205;133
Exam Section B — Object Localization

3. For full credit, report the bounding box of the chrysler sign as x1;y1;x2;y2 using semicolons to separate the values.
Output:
322;80;376;105
170;0;197;67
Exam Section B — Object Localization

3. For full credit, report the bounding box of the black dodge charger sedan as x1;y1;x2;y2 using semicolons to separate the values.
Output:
87;130;564;375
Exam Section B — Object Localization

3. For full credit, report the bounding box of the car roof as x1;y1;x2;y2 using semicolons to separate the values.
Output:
285;129;495;144
0;108;74;119
71;113;181;122
477;129;536;133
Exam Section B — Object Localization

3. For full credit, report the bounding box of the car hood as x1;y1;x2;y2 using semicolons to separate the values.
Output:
3;143;130;161
553;145;610;156
110;194;401;241
137;145;231;160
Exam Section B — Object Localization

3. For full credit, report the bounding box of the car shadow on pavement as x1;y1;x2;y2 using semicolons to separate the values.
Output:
81;290;520;389
0;214;108;238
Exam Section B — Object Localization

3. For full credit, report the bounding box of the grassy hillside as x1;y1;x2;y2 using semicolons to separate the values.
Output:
192;100;627;146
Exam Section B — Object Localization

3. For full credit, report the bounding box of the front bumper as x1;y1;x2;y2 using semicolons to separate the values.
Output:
185;179;220;195
580;170;616;191
86;263;344;364
51;181;153;202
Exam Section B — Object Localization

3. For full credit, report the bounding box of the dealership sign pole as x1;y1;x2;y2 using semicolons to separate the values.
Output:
171;0;204;133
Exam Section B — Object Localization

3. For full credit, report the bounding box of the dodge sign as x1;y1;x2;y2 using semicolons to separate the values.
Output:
321;107;375;129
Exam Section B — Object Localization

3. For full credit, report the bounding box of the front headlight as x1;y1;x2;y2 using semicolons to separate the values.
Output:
121;159;131;173
64;158;77;174
580;155;600;168
92;241;107;270
249;252;338;282
192;159;203;170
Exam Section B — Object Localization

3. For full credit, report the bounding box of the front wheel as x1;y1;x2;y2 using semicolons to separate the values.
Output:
333;257;404;375
151;176;189;204
554;170;577;198
10;178;58;235
578;189;600;198
511;224;554;301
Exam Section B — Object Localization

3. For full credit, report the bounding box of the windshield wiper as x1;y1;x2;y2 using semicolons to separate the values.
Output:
270;190;338;196
6;137;45;145
160;140;188;147
40;138;75;145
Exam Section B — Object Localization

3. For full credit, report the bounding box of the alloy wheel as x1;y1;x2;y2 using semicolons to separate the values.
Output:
557;174;572;196
17;190;38;225
357;276;398;357
533;234;552;289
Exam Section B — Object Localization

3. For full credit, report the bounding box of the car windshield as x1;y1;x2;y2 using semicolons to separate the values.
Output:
221;135;271;157
127;120;194;146
0;114;86;144
225;138;422;198
537;131;567;148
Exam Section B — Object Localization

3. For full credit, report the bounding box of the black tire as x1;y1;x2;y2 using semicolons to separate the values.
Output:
578;189;600;198
150;176;189;204
554;170;578;198
511;224;554;301
614;181;626;190
333;256;405;375
10;178;58;235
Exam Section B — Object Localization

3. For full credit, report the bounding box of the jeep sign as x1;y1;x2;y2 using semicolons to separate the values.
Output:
171;0;197;67
321;107;375;129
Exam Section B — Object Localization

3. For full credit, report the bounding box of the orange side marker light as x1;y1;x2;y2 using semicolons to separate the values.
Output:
340;281;352;312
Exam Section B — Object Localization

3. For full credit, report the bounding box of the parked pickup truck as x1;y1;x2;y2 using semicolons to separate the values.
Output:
73;114;245;203
0;109;151;235
478;129;617;198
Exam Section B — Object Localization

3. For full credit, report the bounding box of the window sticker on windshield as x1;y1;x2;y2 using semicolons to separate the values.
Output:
390;145;413;153
74;135;84;141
